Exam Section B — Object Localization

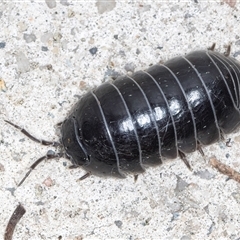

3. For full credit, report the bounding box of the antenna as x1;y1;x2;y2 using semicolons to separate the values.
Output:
5;120;63;186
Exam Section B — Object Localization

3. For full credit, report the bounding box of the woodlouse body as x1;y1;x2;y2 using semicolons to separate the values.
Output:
61;49;240;178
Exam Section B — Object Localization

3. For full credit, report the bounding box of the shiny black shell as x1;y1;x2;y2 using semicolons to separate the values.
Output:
61;50;240;177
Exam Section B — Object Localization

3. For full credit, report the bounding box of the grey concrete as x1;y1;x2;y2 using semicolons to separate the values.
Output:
1;1;240;239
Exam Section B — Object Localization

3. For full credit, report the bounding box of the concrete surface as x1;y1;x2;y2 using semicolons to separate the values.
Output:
1;1;240;239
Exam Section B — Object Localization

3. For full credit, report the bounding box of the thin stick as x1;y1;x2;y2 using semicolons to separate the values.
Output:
4;203;26;240
210;157;240;183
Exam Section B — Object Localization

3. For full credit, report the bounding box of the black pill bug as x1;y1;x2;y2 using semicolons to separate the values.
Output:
5;44;240;185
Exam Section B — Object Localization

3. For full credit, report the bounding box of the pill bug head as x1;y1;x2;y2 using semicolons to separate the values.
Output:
60;116;90;167
59;92;127;178
60;109;125;178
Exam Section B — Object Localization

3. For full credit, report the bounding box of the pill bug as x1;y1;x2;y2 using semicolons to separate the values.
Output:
5;44;240;185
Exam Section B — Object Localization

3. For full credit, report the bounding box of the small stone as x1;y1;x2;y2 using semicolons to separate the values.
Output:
41;46;49;51
96;0;116;14
45;0;56;9
23;33;37;43
89;47;98;55
0;41;6;49
16;51;30;73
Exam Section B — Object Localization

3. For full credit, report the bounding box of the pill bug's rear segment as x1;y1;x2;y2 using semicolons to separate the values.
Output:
61;49;240;177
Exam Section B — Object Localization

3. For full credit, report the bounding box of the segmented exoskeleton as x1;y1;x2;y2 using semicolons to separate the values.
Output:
61;45;240;177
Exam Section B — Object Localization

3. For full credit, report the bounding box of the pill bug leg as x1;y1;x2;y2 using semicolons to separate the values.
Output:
78;172;91;181
68;165;79;169
134;174;139;182
224;44;231;57
197;144;204;157
56;121;63;126
208;43;216;51
208;42;230;54
63;164;92;181
220;130;225;141
208;42;231;57
178;151;192;170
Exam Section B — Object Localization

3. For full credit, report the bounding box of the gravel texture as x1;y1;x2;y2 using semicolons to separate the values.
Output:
1;1;240;239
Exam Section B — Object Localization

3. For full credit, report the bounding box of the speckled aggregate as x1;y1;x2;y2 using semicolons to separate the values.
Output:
1;1;240;239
